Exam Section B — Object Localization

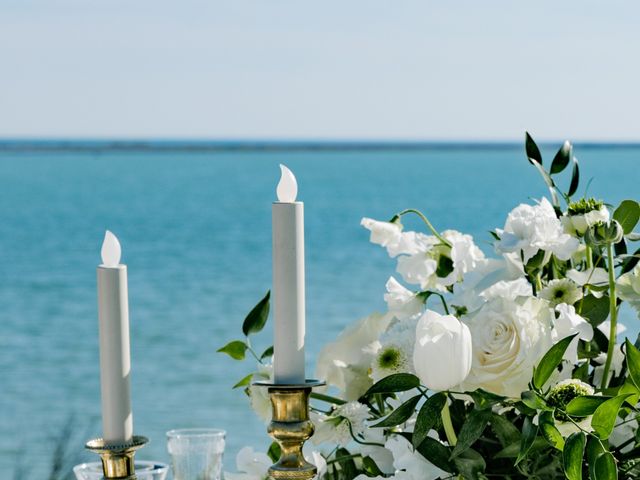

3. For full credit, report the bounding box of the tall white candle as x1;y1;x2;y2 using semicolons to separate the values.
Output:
272;165;306;384
97;230;133;444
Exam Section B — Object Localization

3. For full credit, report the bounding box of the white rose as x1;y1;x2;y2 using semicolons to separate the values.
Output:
316;312;392;400
496;198;579;262
413;310;472;391
462;296;553;397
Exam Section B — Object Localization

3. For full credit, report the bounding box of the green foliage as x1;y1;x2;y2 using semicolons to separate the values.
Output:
591;394;633;439
217;340;247;360
412;392;446;448
371;394;420;428
563;432;586;480
415;436;455;473
362;373;420;396
533;334;578;390
451;409;491;459
516;417;538;466
613;200;640;234
242;290;270;336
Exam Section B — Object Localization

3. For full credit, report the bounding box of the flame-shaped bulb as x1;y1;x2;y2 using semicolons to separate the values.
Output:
276;164;298;202
101;230;122;267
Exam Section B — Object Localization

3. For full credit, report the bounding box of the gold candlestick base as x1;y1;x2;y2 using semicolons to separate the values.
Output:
85;435;148;480
255;379;325;480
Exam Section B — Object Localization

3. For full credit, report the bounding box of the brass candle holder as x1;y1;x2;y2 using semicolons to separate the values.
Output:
255;379;325;480
85;435;149;480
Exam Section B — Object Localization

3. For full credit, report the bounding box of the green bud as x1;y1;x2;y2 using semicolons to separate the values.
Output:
585;220;623;246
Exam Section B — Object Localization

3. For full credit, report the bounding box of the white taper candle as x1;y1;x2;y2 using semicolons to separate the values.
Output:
97;230;133;443
272;165;306;384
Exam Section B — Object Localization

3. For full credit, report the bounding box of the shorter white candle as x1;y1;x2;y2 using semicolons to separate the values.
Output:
272;165;306;384
97;231;133;444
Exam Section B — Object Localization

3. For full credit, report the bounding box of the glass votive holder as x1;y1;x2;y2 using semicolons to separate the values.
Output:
166;428;226;480
73;460;169;480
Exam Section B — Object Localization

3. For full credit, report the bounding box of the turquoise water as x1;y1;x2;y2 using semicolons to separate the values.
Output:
0;144;638;478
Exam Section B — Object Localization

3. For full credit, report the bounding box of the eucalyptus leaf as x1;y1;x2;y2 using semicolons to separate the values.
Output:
539;411;565;451
490;414;521;447
363;373;420;396
362;456;383;477
586;435;605;480
591;393;633;439
580;295;610;327
515;417;537;466
567;157;580;197
521;390;550;411
242;290;270;336
565;395;611;417
563;431;585;480
468;389;506;410
550;141;572;174
533;334;578;390
217;340;248;360
614;200;640;235
371;394;421;428
450;409;491;459
452;448;486;480
594;452;617;480
412;392;446;448
625;338;640;390
260;345;274;360
525;131;543;165
415;436;455;473
232;373;253;389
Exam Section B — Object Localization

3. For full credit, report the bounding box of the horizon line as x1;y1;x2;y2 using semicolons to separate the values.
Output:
1;138;640;154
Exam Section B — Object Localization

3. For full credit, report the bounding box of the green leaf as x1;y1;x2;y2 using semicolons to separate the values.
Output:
591;394;633;439
242;290;270;336
363;373;420;396
626;338;640;390
495;438;547;459
525;131;543;165
563;431;586;480
568;156;580;197
260;345;274;360
436;254;454;278
490;414;521;447
469;388;507;410
335;448;357;479
412;392;446;448
232;373;253;389
267;441;281;463
580;295;611;327
533;334;578;390
614;200;640;235
415;436;455;473
526;249;548;272
621;247;640;274
521;390;550;411
586;434;606;480
452;448;486;480
515;417;537;466
565;395;611;417
539;411;565;451
594;452;617;480
550;141;572;174
217;340;248;360
362;456;383;477
371;394;421;428
618;378;640;406
451;409;491;459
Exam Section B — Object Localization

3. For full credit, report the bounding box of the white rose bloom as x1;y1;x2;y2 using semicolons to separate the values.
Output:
496;198;579;262
552;303;594;363
224;446;271;480
617;264;640;318
316;312;392;400
561;205;610;236
413;310;472;391
385;435;447;480
384;277;423;320
312;401;371;446
462;296;553;397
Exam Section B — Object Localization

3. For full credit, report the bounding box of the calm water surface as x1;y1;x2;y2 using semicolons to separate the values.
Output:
0;145;638;477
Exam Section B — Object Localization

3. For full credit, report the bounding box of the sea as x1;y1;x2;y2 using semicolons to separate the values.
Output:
0;141;638;479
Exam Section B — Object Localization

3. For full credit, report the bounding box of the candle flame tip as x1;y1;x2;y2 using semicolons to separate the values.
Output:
277;164;298;202
101;230;122;267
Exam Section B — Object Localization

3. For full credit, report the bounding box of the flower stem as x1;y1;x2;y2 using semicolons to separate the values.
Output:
397;209;452;247
585;245;593;270
310;392;347;405
600;242;618;390
441;401;457;446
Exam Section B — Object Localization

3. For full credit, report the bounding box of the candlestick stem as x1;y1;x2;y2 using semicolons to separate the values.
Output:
255;380;325;480
85;435;148;480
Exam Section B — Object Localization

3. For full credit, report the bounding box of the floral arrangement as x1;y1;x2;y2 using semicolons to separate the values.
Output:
219;134;640;479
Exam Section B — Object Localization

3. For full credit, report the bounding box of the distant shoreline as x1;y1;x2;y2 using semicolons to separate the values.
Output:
1;140;639;153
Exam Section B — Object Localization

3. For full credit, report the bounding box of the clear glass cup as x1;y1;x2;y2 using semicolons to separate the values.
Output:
166;428;226;480
73;460;169;480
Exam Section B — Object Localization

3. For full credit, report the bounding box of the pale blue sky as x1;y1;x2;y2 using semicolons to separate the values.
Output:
0;1;638;140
